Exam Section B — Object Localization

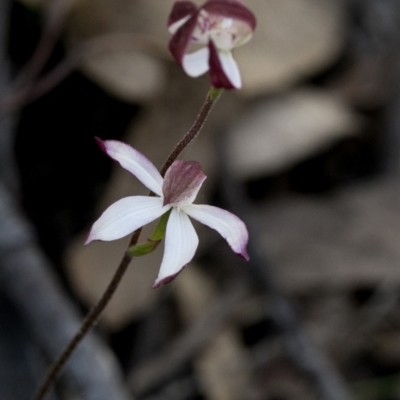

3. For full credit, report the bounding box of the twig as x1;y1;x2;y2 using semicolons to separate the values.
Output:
0;0;18;191
13;0;75;89
0;3;132;399
0;0;75;120
0;33;169;115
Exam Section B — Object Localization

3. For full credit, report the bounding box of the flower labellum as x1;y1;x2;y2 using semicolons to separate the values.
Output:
168;0;256;89
86;139;249;288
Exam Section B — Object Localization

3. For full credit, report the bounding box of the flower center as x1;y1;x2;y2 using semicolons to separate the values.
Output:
191;10;252;51
162;160;206;207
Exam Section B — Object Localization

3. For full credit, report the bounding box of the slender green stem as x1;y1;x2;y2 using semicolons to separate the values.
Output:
33;86;222;400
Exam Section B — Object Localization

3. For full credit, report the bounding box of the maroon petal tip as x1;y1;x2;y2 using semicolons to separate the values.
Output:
152;272;181;289
238;249;249;261
168;1;198;27
94;137;107;153
83;231;93;246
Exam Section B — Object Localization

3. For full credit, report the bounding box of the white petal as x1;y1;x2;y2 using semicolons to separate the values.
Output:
184;204;249;259
101;139;163;196
153;208;199;287
168;15;192;34
217;50;242;89
182;47;210;77
235;31;253;47
86;197;170;243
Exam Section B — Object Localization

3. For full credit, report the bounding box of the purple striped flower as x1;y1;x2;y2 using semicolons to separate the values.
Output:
168;0;256;89
86;139;249;288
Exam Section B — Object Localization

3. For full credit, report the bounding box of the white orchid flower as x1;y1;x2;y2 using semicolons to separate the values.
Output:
85;139;249;288
168;0;256;89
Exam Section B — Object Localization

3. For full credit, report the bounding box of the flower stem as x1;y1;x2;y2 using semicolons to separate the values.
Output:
33;86;222;400
160;86;222;176
33;252;134;400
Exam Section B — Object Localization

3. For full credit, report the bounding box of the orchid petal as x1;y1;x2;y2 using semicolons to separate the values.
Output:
235;30;253;47
153;208;199;288
208;41;241;88
168;14;192;35
169;13;198;63
184;204;249;260
96;138;163;196
163;160;206;206
168;1;198;34
203;0;256;30
217;49;241;88
85;197;170;244
182;47;210;77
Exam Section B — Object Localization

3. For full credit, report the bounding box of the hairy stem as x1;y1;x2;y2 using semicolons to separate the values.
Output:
160;87;222;176
33;252;133;400
33;86;222;400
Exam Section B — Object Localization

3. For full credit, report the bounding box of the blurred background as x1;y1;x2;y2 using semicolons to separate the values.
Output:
1;0;400;399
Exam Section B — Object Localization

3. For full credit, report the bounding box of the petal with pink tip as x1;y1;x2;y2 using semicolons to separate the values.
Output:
184;204;249;260
202;0;256;30
182;47;210;77
85;197;170;244
97;138;163;196
208;41;241;88
168;1;198;33
163;160;206;206
153;208;199;288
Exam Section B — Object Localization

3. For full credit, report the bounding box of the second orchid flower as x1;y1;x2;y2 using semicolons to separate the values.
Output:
168;0;256;89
